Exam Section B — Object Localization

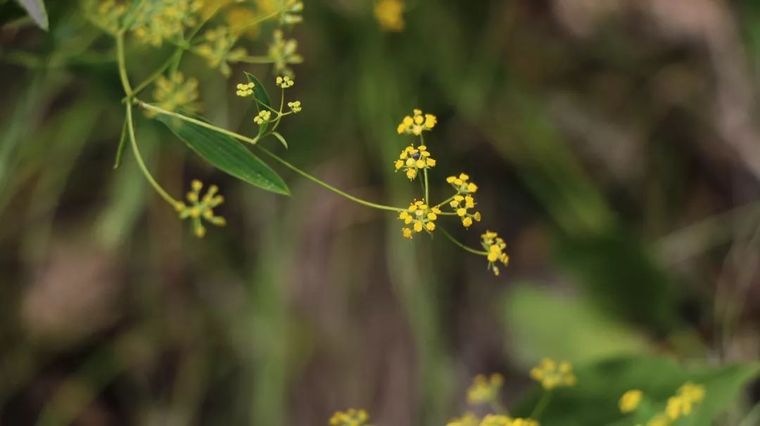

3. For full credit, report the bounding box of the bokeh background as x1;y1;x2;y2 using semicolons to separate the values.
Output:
1;0;760;424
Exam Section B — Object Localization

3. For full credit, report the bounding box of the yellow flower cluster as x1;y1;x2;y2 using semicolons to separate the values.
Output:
529;358;576;390
447;414;538;426
329;408;371;426
236;82;255;97
276;75;295;88
374;0;405;32
618;389;643;413
481;231;509;276
288;101;302;113
447;173;478;194
279;0;304;25
86;0;126;34
466;373;503;405
664;382;705;422
268;29;303;77
131;0;202;47
394;145;436;180
254;110;272;125
175;180;226;238
149;72;201;116
398;200;440;238
396;108;437;135
450;195;481;228
195;26;248;76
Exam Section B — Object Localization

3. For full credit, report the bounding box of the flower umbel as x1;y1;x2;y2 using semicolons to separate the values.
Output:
446;413;480;426
268;29;303;76
194;26;248;76
287;101;302;113
619;389;643;413
665;382;705;421
450;194;481;228
374;0;405;32
481;231;509;276
276;75;295;88
447;173;479;194
397;108;437;136
236;82;255;97
175;180;226;238
529;358;576;390
149;72;201;116
254;110;272;125
394;145;436;180
329;408;371;426
466;373;503;406
398;200;441;238
130;0;202;47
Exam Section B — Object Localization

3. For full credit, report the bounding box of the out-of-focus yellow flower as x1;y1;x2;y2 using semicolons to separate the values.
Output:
149;72;201;116
194;26;248;76
529;358;576;390
619;389;643;413
226;6;260;37
466;373;503;405
665;382;705;420
374;0;405;32
397;108;437;136
85;0;126;34
236;82;255;97
450;194;481;228
394;145;436;180
508;419;539;426
447;173;478;194
279;0;304;25
481;231;509;276
329;408;371;426
268;29;303;77
646;414;670;426
446;413;480;426
399;200;441;238
131;0;202;47
175;180;226;238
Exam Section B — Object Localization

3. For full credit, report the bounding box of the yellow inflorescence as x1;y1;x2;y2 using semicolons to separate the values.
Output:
254;110;272;125
466;373;503;405
268;29;303;77
288;101;302;113
664;382;705;421
131;0;202;47
446;412;480;426
398;200;441;238
619;389;643;413
236;82;255;97
479;415;539;426
450;194;481;228
175;180;226;238
374;0;405;32
86;0;127;34
529;358;576;390
394;145;436;180
328;408;371;426
481;231;509;276
447;173;479;194
276;75;295;88
195;26;248;76
149;72;201;117
396;109;437;136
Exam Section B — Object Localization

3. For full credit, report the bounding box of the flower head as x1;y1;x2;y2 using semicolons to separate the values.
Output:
394;145;436;180
529;358;576;390
397;108;437;136
130;0;202;47
665;382;705;420
398;200;441;238
195;26;248;76
329;408;370;426
174;180;226;238
447;173;478;194
481;231;509;276
268;29;303;77
254;110;272;125
149;72;201;117
450;194;481;228
288;101;302;113
236;82;255;97
276;75;294;88
466;373;503;406
374;0;405;32
619;389;643;413
279;0;304;25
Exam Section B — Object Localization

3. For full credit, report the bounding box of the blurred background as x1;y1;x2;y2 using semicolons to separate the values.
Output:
1;0;760;424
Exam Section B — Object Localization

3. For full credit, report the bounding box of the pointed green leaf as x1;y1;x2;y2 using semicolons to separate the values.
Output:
16;0;47;30
244;72;272;111
156;114;289;195
270;131;288;149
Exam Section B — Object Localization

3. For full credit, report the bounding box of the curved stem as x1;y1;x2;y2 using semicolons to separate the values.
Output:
439;227;487;256
530;391;553;420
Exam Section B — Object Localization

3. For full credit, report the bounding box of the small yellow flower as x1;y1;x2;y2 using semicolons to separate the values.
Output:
394;145;436;180
287;101;302;113
529;358;576;390
276;75;295;88
396;108;437;136
254;110;272;125
481;231;509;276
175;180;226;238
619;389;643;413
194;26;248;76
466;373;503;405
149;72;201;117
398;200;441;238
665;382;705;420
447;173;478;194
450;195;481;228
130;0;202;47
85;0;127;34
374;0;405;32
236;82;255;97
646;414;670;426
329;408;371;426
279;0;304;25
268;29;303;77
446;413;479;426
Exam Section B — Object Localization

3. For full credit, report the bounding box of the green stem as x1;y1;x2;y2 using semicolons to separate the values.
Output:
439;227;487;256
530;391;553;420
423;168;430;202
239;56;274;64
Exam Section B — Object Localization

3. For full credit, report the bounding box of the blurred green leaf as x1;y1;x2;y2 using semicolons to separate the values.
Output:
157;115;290;195
15;0;46;30
514;357;760;426
503;283;648;366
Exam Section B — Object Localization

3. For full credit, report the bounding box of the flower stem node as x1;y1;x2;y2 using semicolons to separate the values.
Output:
176;179;226;238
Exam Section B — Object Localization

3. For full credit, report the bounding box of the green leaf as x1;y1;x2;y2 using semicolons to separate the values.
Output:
156;114;289;196
513;356;760;426
244;72;273;136
270;131;288;149
16;0;47;30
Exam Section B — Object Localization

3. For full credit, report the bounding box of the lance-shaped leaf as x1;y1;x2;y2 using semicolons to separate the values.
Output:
16;0;48;30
